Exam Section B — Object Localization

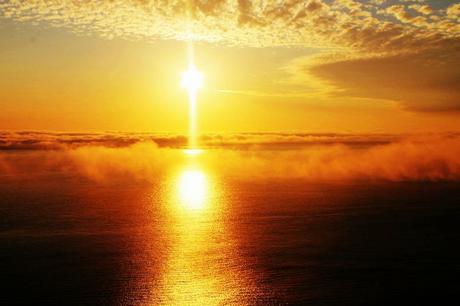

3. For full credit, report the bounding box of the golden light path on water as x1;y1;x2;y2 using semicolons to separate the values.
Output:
178;169;207;211
150;152;258;305
146;43;257;305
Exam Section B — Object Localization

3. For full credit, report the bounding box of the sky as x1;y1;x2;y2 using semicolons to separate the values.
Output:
1;0;460;133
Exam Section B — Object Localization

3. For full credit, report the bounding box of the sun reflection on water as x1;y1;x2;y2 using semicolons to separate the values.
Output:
150;163;258;305
178;169;207;211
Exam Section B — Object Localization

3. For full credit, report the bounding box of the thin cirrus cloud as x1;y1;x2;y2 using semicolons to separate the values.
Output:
0;0;460;111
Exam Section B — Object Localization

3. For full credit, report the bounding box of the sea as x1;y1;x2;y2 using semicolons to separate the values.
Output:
1;148;459;305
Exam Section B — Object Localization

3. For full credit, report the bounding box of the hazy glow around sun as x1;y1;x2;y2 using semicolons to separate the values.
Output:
181;65;203;93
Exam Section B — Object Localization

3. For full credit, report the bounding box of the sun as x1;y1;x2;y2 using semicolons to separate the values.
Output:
181;65;203;93
181;63;203;149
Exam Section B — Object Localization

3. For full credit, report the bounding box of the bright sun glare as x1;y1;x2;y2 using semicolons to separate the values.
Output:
178;169;207;211
181;63;203;149
181;65;203;93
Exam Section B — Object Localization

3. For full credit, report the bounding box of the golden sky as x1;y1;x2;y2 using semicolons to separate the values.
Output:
1;0;460;133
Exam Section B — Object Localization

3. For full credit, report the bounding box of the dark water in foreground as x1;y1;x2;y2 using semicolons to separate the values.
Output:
1;169;460;305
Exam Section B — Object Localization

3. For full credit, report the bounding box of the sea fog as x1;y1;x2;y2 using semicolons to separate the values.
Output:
1;131;460;305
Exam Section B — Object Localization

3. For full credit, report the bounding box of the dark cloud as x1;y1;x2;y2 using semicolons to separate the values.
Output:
309;44;460;111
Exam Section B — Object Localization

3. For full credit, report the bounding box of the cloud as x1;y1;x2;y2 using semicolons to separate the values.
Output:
1;1;459;112
385;5;427;26
410;4;433;16
447;3;460;19
0;130;400;151
0;1;457;50
305;45;460;111
0;131;187;150
208;134;460;181
1;131;460;182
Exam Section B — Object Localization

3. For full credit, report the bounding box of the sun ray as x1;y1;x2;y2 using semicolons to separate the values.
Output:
181;48;203;150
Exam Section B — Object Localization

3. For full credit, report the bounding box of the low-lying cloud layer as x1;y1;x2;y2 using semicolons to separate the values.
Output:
0;130;402;150
1;131;460;182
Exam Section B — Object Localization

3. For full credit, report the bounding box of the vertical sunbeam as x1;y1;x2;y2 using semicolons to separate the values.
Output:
181;1;202;150
181;42;203;150
188;86;198;149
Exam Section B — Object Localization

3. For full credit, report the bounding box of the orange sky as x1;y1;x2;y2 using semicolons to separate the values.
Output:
0;1;459;133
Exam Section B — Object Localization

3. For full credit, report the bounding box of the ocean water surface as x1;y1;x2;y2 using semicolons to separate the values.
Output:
1;148;460;305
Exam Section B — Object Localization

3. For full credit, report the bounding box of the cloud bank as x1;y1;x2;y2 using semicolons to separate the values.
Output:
1;131;460;182
307;45;460;112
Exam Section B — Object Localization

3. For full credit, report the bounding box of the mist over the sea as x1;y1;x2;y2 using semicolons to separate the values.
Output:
1;131;460;305
2;131;460;182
